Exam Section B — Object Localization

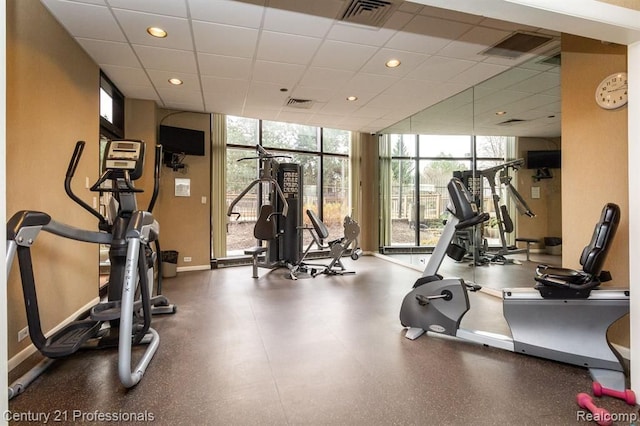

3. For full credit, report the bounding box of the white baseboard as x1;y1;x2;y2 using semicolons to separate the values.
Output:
9;297;100;372
176;264;210;272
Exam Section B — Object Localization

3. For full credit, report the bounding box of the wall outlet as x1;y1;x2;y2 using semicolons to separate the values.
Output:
184;256;192;263
18;327;29;342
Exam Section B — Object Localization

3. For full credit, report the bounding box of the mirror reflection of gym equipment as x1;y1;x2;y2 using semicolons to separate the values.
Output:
6;140;175;398
453;159;537;265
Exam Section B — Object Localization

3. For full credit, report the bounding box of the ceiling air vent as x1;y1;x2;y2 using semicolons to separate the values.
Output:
497;118;527;126
481;32;553;59
285;97;315;109
538;52;561;67
339;0;402;27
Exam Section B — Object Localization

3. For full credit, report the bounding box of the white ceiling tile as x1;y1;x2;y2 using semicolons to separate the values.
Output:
418;5;484;24
100;65;152;87
109;0;187;17
163;99;205;111
401;13;451;37
360;49;429;77
327;22;397;47
201;76;250;113
113;10;193;50
193;21;259;57
189;0;264;28
242;108;281;121
134;45;197;73
276;111;313;124
384;11;418;31
257;31;323;64
311;40;378;71
478;17;538;33
252;61;306;86
307;114;347;129
201;76;250;94
147;69;201;92
299;67;356;90
448;62;509;87
351;105;394;119
198;53;252;79
157;87;203;104
406;56;476;81
263;7;333;38
41;0;125;41
268;0;344;19
62;0;105;5
290;87;336;103
475;67;540;91
246;81;291;108
344;73;399;95
509;72;560;93
436;26;511;61
112;84;160;102
76;38;140;68
474;90;532;114
320;99;362;115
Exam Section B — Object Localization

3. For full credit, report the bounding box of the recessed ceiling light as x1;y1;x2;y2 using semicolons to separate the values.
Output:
147;27;167;38
495;111;507;115
385;59;401;68
346;96;358;101
168;78;183;85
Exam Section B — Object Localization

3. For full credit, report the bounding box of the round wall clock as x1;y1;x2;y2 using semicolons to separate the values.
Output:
595;72;628;110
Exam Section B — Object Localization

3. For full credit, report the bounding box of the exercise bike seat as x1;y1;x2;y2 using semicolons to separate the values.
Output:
534;203;620;298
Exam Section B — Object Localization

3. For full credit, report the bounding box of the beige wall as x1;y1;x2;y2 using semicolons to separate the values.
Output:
515;137;562;249
358;134;379;252
6;0;100;358
561;34;628;283
154;109;211;269
125;102;212;269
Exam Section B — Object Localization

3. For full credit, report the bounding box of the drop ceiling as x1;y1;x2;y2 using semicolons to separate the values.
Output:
40;0;561;136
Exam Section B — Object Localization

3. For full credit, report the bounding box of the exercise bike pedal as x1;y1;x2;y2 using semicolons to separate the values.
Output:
465;282;482;292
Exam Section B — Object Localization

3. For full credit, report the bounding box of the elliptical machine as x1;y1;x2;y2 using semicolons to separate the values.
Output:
399;177;629;390
7;139;173;398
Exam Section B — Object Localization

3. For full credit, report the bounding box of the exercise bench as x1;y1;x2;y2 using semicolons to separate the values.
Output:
515;237;540;261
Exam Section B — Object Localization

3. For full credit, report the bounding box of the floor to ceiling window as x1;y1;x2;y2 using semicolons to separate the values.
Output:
225;116;351;256
385;133;512;248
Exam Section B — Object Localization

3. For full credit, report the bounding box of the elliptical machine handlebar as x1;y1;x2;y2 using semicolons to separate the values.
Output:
147;144;162;213
65;141;109;229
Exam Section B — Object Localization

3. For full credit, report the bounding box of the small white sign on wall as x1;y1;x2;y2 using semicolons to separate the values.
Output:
175;178;191;197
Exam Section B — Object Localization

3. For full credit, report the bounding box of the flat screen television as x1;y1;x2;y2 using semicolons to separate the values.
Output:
158;125;205;156
526;150;561;169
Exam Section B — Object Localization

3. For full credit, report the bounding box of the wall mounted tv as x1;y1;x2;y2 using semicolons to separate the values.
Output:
158;125;205;156
526;150;561;169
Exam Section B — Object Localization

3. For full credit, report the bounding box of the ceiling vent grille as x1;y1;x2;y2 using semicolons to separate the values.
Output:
538;52;561;67
339;0;402;27
497;118;527;126
481;32;553;59
285;97;315;109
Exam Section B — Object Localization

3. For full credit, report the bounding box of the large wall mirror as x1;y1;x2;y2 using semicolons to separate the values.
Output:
378;46;562;290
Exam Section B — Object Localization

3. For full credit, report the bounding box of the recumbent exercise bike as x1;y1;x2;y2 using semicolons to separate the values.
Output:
399;177;629;390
